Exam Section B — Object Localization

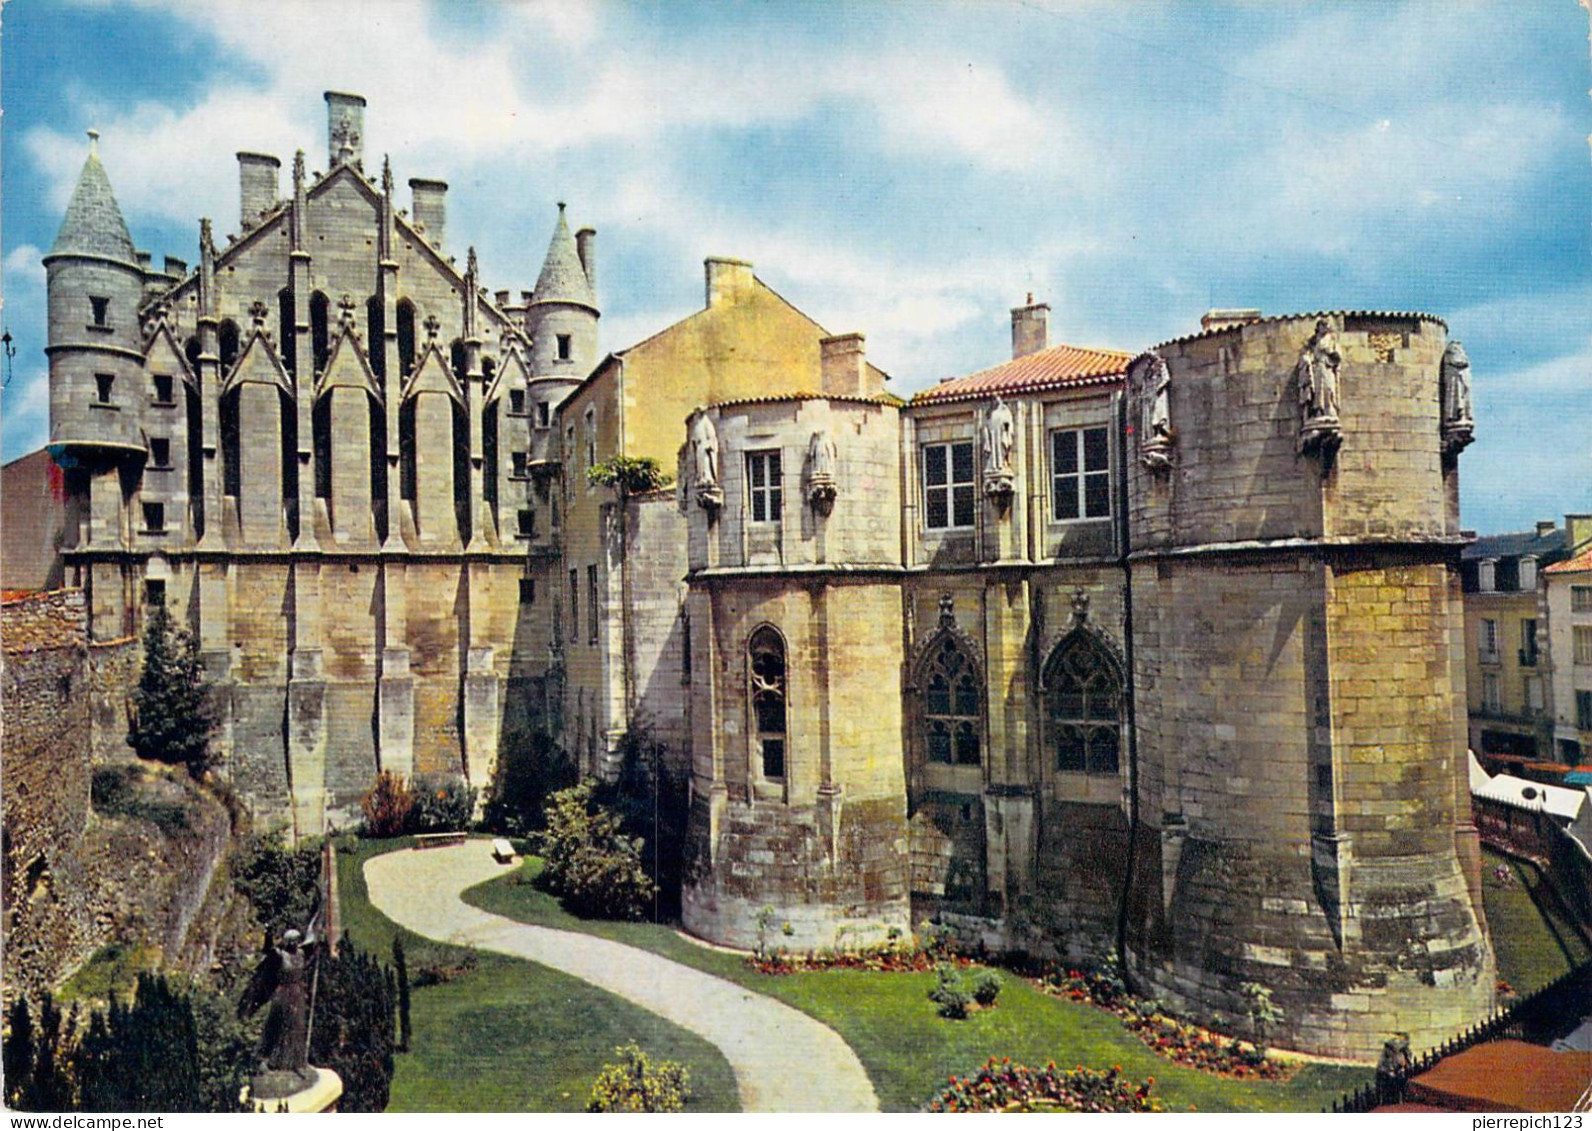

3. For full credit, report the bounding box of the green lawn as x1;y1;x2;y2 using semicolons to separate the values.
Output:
334;838;739;1112
463;856;1371;1112
1481;848;1592;995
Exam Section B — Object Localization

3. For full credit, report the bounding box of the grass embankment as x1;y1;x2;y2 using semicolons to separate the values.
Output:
1481;847;1592;994
464;856;1370;1113
335;838;738;1112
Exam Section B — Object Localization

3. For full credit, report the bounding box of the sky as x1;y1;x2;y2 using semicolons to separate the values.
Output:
2;0;1588;536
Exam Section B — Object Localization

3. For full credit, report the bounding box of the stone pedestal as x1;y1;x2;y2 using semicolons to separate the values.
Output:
246;1066;343;1113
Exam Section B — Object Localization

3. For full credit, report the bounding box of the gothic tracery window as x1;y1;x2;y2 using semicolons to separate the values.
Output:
749;626;787;780
1044;632;1122;774
923;635;981;766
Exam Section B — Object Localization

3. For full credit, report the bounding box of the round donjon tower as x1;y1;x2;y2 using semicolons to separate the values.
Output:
1122;311;1493;1059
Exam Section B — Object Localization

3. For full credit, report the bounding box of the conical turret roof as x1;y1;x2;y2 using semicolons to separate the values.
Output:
530;203;596;310
50;133;137;263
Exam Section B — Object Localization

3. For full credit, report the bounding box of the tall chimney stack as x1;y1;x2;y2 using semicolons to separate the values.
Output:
576;227;597;294
1011;295;1049;359
409;178;447;247
324;91;366;168
237;152;281;230
705;256;754;308
820;333;873;397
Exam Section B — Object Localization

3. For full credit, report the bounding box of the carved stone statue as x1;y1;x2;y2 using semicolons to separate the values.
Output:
239;928;317;1098
1296;319;1343;458
982;397;1016;504
1297;319;1341;423
1440;340;1475;456
688;412;722;510
982;396;1014;477
806;430;838;514
1138;353;1174;473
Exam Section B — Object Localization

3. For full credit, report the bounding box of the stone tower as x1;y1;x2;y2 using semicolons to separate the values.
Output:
522;205;598;456
1122;312;1493;1057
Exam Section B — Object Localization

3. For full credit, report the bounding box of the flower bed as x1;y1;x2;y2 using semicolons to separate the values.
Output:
747;943;961;975
1032;961;1287;1080
924;1058;1164;1113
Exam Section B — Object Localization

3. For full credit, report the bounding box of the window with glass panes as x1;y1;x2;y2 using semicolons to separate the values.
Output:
922;636;981;766
747;450;782;523
1044;633;1122;773
1052;427;1110;521
923;441;975;529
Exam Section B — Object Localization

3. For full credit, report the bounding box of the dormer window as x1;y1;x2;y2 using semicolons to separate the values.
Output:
1519;556;1538;591
89;296;110;329
557;334;572;361
1478;559;1497;593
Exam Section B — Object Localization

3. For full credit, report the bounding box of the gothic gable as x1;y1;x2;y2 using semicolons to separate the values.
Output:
485;342;531;405
142;323;197;391
316;323;381;401
222;323;292;397
403;340;464;406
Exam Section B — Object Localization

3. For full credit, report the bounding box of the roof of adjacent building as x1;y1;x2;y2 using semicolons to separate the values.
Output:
1469;753;1585;821
530;204;596;311
50;138;137;263
912;341;1132;405
1460;526;1569;562
1544;546;1592;575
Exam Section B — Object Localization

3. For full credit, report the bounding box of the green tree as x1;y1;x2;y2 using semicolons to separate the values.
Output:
585;455;671;496
391;937;411;1053
309;937;397;1112
127;605;217;778
231;832;322;938
76;974;204;1112
3;994;36;1108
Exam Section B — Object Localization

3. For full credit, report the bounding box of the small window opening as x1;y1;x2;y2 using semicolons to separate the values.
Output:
142;502;166;533
153;374;175;405
90;296;110;327
557;334;573;361
509;388;527;415
149;437;171;468
519;578;536;604
143;579;166;606
95;373;114;404
517;508;536;538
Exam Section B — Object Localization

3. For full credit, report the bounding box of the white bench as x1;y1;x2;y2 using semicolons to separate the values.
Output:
491;838;516;863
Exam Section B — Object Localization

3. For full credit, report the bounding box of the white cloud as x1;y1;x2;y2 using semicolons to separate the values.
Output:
3;245;43;276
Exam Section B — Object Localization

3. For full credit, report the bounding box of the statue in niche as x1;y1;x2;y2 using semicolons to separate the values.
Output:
1296;318;1343;458
689;412;723;511
982;396;1015;502
1440;340;1475;456
806;429;838;515
1138;353;1174;473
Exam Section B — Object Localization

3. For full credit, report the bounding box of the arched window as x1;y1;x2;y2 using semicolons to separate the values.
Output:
310;291;330;373
922;635;981;766
1043;632;1122;774
396;299;416;376
218;318;240;374
278;287;296;375
749;626;787;780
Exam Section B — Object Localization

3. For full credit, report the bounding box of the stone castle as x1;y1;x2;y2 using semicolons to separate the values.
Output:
24;92;1495;1056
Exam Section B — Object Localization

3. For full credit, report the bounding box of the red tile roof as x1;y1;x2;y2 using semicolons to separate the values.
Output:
1544;546;1592;574
913;342;1132;405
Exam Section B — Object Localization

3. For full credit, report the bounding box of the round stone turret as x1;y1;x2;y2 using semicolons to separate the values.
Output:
44;131;148;458
524;203;598;387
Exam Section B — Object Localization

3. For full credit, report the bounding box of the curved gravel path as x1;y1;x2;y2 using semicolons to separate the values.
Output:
365;842;879;1113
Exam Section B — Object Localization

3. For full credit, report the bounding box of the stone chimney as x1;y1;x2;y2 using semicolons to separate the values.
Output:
705;257;754;308
820;333;870;397
164;255;187;277
1536;519;1558;538
1567;513;1592;552
237;152;280;229
1200;308;1263;332
1011;295;1048;359
409;178;447;246
576;227;597;293
325;91;366;168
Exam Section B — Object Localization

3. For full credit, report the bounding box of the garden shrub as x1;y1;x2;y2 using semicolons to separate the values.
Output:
231;832;321;937
410;774;475;833
929;963;973;1020
587;1042;691;1113
360;771;416;837
972;970;1003;1007
89;765;193;835
536;780;656;920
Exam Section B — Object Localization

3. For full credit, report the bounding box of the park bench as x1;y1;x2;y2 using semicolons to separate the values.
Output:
491;838;516;863
413;831;468;850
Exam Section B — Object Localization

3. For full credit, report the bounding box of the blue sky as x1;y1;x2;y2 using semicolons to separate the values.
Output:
3;0;1587;535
